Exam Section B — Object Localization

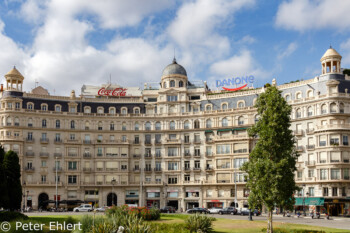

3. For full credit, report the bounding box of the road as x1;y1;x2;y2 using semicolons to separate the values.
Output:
25;212;350;231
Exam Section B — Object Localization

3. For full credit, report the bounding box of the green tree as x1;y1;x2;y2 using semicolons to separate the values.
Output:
0;146;9;209
242;85;299;233
3;150;22;210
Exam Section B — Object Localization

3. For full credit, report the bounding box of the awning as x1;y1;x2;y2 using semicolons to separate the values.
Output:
217;129;232;132
205;130;213;133
295;197;324;206
232;127;248;131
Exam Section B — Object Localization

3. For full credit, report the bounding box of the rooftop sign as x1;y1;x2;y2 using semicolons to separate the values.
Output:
216;75;254;91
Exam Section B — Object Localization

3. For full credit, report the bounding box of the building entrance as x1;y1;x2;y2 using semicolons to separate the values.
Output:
167;200;178;210
186;202;199;210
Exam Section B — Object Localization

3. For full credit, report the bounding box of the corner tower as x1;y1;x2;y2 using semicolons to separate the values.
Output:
320;46;342;75
4;66;24;92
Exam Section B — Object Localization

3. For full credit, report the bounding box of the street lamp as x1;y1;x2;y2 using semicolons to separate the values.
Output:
111;177;116;206
302;184;306;216
55;156;58;210
234;172;237;209
26;190;29;210
22;181;26;212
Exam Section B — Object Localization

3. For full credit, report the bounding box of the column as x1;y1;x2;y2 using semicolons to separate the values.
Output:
331;61;334;72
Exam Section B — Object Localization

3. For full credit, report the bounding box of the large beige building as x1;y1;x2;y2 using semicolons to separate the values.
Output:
0;47;349;216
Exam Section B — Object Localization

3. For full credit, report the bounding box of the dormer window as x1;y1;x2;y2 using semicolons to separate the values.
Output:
55;105;61;112
97;107;104;114
41;104;48;111
121;107;127;115
222;103;228;110
27;103;34;110
70;107;76;113
84;107;91;113
134;107;140;114
179;81;184;87
109;107;116;115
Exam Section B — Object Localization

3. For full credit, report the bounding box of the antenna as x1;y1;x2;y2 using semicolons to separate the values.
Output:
109;74;111;84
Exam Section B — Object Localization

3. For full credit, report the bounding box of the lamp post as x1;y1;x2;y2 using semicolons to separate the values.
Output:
234;172;237;209
22;181;26;212
111;177;116;206
26;190;29;210
95;188;98;208
302;184;306;216
55;156;58;210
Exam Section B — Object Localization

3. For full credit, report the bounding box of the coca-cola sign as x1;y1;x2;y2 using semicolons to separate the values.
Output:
97;88;127;97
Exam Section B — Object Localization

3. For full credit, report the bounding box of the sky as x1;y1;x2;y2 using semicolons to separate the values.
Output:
1;0;350;95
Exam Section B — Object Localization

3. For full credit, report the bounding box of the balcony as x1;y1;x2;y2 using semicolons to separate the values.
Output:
133;141;140;145
184;153;191;157
26;138;34;143
184;139;191;144
306;128;315;134
305;161;315;166
205;167;213;171
307;145;315;150
133;154;141;158
194;153;201;158
144;141;152;146
68;153;78;157
54;139;62;144
144;154;152;159
193;167;201;172
25;151;35;157
144;168;152;173
206;138;213;143
155;140;162;145
53;167;62;172
184;167;191;172
25;167;35;172
40;138;49;143
83;153;91;158
205;152;213;157
154;168;162;172
106;153;118;157
217;180;230;183
194;140;201;144
165;138;181;144
294;130;303;136
54;153;62;158
133;168;140;172
39;152;49;157
296;146;304;152
155;154;162;158
233;148;248;154
83;140;91;144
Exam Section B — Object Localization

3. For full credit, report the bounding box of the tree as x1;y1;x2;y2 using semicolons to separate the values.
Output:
0;146;9;209
242;85;299;233
3;150;22;210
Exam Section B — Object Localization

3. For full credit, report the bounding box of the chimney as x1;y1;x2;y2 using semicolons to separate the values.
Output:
1;84;3;92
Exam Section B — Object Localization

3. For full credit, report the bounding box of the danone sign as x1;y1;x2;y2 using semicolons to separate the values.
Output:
216;75;254;91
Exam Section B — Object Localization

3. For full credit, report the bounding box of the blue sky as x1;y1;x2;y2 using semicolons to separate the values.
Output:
0;0;350;95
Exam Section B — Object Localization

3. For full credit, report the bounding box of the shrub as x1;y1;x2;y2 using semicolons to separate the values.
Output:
0;211;28;222
106;205;160;221
261;229;326;233
185;214;216;233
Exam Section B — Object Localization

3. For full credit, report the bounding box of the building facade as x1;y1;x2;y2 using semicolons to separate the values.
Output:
1;48;350;216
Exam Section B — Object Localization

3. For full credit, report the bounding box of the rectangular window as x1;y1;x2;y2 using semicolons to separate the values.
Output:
168;147;177;156
332;187;338;197
41;175;46;183
168;177;178;184
184;175;190;182
167;95;178;101
216;144;230;154
309;187;314;196
308;169;314;177
320;169;328;180
331;169;340;180
68;175;77;184
234;158;248;168
68;161;77;170
344;168;349;180
343;135;349;146
323;187;329;196
168;162;178;170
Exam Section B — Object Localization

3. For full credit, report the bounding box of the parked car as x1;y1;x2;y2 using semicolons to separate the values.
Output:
218;207;237;215
209;207;223;214
252;209;261;216
186;208;209;214
95;206;109;212
160;206;176;213
73;204;93;212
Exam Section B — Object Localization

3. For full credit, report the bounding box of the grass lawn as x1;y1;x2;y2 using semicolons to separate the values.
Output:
28;214;348;233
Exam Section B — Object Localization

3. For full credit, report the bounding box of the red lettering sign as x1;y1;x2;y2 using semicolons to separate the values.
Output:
98;88;127;97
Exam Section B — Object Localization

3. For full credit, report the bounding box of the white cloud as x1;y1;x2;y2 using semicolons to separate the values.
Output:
238;35;256;44
277;42;298;59
210;50;269;79
340;38;350;66
275;0;350;31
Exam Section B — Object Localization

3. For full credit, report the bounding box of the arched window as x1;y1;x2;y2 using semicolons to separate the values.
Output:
97;107;104;114
155;122;161;130
238;116;244;125
121;107;127;115
41;104;47;111
307;90;313;98
134;108;140;114
222;103;228;110
296;108;302;118
84;106;91;113
179;81;184;87
85;121;90;130
56;120;60;129
194;120;200;129
307;106;313;116
70;120;75;129
98;121;103;130
135;122;139;131
27;103;34;110
222;117;228;127
255;115;260;123
6;117;12;126
206;119;212;128
122;122;127;131
184;121;190;129
109;107;116;115
169;121;175;130
145;122;151;131
238;101;245;108
170;80;175;87
42;119;47;128
55;105;61;112
340;103;345;113
206;105;212;111
285;94;291;102
296;92;302;99
14;117;19;126
163;82;167;88
330;102;337;113
321;104;327;114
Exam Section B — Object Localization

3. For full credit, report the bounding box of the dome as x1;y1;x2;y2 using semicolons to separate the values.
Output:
321;47;342;61
162;58;187;77
5;66;24;80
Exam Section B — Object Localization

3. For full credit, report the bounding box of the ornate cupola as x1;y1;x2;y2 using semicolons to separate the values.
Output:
320;46;342;75
160;58;188;89
4;66;24;92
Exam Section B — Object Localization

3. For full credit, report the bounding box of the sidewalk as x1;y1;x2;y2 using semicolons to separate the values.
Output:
261;213;349;220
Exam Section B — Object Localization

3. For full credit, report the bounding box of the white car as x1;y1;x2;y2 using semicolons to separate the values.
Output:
73;204;93;212
209;207;222;214
95;206;109;212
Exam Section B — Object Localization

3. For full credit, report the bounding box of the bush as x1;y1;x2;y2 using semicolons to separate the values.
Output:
185;214;216;233
261;229;326;233
150;222;189;233
0;211;28;222
106;205;160;221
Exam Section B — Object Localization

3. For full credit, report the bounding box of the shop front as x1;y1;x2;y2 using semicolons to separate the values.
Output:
324;198;350;216
146;189;160;209
125;190;139;206
207;200;224;209
294;197;325;214
185;188;200;210
167;188;179;210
